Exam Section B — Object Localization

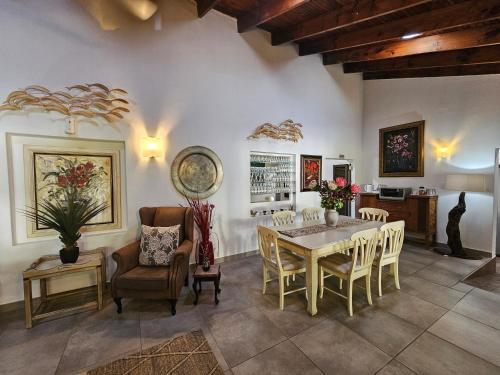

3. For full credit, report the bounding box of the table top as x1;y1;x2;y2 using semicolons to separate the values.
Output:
193;264;220;278
23;249;105;279
271;217;384;251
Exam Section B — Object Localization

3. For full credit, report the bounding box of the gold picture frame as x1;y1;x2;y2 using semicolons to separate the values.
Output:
379;121;425;177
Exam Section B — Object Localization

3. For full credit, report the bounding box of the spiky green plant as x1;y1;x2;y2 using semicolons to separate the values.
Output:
20;197;108;250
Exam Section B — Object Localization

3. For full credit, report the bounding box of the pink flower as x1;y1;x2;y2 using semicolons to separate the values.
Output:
351;184;361;194
335;177;346;188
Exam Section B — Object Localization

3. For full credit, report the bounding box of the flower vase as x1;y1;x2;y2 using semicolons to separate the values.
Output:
324;209;339;227
60;246;79;264
198;240;215;266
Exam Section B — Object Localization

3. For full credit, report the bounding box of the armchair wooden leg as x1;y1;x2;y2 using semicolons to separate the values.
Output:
114;297;122;314
184;274;189;287
168;299;177;316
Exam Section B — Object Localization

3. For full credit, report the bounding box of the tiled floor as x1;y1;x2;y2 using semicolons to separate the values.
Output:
465;258;500;295
1;243;500;375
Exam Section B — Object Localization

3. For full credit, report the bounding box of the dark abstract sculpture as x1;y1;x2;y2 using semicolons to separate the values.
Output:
446;192;468;258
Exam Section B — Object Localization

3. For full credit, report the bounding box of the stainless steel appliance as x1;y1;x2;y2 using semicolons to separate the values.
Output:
379;187;413;201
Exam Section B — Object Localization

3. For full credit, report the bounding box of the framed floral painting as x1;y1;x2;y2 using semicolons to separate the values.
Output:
300;154;322;192
6;133;125;244
379;121;425;177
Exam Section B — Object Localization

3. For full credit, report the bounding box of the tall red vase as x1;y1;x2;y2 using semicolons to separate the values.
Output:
198;240;215;265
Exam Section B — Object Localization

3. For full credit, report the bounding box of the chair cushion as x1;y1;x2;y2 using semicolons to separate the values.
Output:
319;253;352;275
273;251;305;271
115;266;170;290
139;224;179;266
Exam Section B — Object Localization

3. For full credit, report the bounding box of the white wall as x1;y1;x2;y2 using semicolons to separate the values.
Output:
0;0;363;304
362;76;500;251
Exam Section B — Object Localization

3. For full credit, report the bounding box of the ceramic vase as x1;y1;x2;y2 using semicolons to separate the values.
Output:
59;246;79;264
324;209;339;227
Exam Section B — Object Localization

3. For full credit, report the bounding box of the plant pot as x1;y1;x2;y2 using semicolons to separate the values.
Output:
60;246;79;264
324;209;339;227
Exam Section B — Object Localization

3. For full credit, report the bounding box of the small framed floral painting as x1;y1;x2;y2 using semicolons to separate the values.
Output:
379;121;424;177
300;154;322;192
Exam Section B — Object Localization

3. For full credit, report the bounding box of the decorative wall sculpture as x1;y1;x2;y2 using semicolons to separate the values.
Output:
247;119;303;143
0;84;129;124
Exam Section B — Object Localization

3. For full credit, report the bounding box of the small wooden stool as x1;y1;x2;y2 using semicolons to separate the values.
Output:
192;264;221;305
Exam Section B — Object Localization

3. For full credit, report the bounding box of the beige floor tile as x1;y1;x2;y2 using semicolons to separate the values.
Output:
400;275;465;309
377;360;417;375
452;288;500;330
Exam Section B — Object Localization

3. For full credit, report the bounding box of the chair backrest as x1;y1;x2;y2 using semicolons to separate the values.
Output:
302;207;322;223
257;226;282;269
380;220;405;259
350;228;379;274
139;207;194;243
272;210;296;226
359;207;389;222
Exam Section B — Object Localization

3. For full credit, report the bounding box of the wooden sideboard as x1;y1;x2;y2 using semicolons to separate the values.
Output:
359;193;437;246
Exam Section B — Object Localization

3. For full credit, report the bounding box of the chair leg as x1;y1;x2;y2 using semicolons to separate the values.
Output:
339;278;343;290
394;261;400;290
378;265;383;297
292;274;296;282
319;267;324;299
262;264;268;295
184;273;189;287
286;275;290;287
279;276;285;310
168;299;177;316
347;279;353;316
114;297;122;314
366;273;373;305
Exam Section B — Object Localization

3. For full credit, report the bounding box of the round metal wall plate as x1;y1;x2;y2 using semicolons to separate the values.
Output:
171;146;223;199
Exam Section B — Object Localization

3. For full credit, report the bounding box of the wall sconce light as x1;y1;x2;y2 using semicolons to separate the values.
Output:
142;137;161;158
438;146;450;160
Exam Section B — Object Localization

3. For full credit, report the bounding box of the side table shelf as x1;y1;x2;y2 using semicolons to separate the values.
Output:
22;248;106;328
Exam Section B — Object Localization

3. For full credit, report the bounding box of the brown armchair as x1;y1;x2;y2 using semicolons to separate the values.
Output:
111;207;193;315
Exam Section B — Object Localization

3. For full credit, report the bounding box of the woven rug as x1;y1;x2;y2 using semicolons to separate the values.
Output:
279;217;368;238
83;330;223;375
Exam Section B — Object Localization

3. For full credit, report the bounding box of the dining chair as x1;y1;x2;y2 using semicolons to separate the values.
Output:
374;220;405;297
359;207;389;222
319;228;379;316
257;226;307;310
301;207;322;223
272;210;296;226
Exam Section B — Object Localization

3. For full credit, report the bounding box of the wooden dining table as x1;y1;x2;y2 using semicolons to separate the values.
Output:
271;216;384;316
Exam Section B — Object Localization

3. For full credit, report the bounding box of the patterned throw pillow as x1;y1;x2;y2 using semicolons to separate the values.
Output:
139;224;180;266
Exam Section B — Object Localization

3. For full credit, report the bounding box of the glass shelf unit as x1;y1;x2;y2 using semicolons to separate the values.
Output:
250;152;296;216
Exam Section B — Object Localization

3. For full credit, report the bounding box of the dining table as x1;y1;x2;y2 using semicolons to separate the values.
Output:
271;216;384;316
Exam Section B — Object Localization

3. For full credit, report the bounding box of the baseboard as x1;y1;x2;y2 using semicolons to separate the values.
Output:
464;257;497;281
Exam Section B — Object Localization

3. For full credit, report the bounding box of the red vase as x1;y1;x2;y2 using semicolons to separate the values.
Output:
198;240;215;265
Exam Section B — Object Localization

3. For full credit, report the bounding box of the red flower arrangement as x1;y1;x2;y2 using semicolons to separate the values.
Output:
314;177;361;211
185;196;215;267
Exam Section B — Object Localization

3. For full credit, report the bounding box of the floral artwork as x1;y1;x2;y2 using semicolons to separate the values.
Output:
300;155;322;192
314;177;361;210
379;121;425;177
33;153;114;230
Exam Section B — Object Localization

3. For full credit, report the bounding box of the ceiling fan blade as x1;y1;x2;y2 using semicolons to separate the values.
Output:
117;0;158;21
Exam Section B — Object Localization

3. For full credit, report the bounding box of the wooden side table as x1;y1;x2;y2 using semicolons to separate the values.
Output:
192;264;221;305
22;248;106;328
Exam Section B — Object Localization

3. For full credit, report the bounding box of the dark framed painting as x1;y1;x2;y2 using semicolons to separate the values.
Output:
300;154;322;192
379;121;425;177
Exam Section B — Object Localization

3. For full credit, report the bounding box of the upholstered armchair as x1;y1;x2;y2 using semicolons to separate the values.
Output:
111;207;193;315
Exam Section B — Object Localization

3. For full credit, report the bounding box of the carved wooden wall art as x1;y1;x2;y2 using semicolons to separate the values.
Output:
0;84;130;124
247;119;303;143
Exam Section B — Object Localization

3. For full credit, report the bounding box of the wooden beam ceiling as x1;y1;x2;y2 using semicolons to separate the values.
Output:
299;0;500;56
343;45;500;73
323;23;500;64
271;0;434;46
197;0;220;18
363;62;500;79
237;0;311;33
209;0;500;79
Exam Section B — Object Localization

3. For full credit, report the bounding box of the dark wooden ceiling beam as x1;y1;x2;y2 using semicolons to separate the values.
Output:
362;62;500;79
344;45;500;73
300;0;500;56
271;0;433;46
237;0;311;33
323;24;500;65
197;0;220;18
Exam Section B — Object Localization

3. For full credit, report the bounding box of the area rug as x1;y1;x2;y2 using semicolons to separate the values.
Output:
279;217;368;238
83;330;224;375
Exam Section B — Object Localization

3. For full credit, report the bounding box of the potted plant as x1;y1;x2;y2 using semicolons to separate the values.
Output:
21;159;108;263
314;177;361;226
185;196;215;271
